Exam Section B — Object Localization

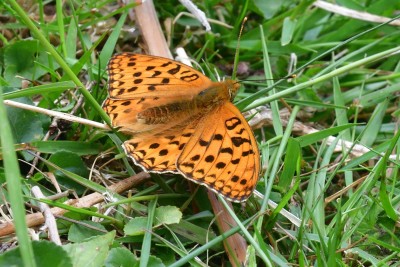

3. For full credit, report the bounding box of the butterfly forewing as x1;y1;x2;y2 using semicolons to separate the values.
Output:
107;53;214;99
104;53;216;134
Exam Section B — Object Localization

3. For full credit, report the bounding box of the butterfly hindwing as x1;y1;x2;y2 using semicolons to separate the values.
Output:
122;115;200;173
177;103;260;202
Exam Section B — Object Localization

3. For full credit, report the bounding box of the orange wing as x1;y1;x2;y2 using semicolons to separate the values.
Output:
122;114;201;173
103;53;215;134
177;102;260;202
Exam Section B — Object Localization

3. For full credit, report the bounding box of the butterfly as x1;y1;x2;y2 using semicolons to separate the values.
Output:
103;53;260;202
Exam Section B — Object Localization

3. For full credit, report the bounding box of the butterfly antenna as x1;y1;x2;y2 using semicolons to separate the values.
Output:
238;74;298;83
232;17;247;81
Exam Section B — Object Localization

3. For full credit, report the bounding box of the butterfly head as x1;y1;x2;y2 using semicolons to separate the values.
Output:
225;79;241;102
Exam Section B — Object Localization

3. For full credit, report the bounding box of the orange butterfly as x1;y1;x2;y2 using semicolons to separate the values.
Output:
103;53;260;202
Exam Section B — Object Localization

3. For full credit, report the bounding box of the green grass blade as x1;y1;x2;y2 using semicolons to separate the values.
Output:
0;86;36;267
139;198;157;267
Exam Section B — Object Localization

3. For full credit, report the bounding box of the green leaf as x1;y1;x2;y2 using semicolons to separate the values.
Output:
3;40;59;86
340;140;391;171
285;99;347;109
30;141;102;155
0;241;72;267
48;151;89;194
295;124;356;147
140;198;157;267
6;102;47;143
68;220;107;242
124;217;147;236
105;247;139;267
168;220;219;248
3;81;75;100
4;90;50;161
250;0;282;19
333;76;351;140
278;138;300;188
63;231;115;267
281;17;297;45
154;206;182;227
360;99;389;147
360;83;400;107
146;256;165;267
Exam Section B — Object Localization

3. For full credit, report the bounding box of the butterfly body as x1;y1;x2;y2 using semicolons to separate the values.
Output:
137;101;194;125
104;53;260;202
